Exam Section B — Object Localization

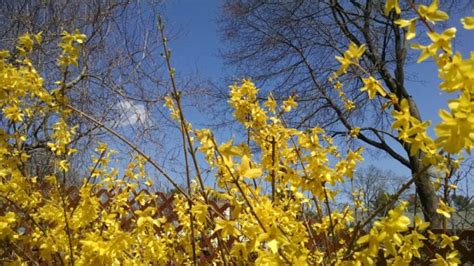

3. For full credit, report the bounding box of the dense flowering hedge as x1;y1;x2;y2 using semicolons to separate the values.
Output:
0;1;473;264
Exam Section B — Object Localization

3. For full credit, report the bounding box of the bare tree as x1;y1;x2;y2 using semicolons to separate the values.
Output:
0;0;176;185
357;166;402;208
218;0;472;227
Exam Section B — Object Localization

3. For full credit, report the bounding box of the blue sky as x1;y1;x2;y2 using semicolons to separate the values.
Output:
158;1;473;184
164;0;225;80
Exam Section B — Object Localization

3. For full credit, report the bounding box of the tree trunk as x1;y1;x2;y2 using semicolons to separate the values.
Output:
407;98;442;228
409;154;442;228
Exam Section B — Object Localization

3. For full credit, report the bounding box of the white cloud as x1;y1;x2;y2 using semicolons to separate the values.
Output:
116;99;148;127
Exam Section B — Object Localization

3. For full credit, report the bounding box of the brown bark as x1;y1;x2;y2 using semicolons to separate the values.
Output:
411;160;441;228
406;98;442;228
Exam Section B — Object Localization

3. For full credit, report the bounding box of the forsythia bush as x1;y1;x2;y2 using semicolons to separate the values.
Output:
0;1;472;264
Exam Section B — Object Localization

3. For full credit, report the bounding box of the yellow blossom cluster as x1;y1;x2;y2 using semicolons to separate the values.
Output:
0;0;473;264
57;30;87;68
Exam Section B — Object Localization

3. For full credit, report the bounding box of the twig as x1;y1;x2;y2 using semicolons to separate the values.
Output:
343;164;430;259
66;104;190;200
